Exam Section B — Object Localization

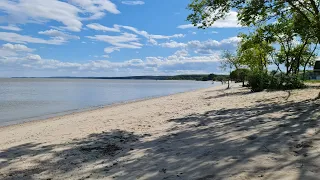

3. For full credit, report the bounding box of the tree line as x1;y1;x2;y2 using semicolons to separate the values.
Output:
36;75;229;81
165;74;229;81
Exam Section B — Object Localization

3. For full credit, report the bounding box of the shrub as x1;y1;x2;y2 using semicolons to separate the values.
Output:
269;75;282;90
282;75;306;90
230;69;251;85
248;71;270;92
248;71;306;91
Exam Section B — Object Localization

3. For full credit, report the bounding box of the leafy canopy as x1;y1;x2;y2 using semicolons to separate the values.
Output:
187;0;320;42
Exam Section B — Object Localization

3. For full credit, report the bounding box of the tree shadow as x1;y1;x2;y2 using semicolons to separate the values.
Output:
1;99;319;179
306;84;320;90
204;91;253;99
0;130;146;179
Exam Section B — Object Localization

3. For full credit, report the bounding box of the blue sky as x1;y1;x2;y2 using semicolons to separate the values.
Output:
0;0;245;77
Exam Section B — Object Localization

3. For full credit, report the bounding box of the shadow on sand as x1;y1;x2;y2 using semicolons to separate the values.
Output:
1;97;319;179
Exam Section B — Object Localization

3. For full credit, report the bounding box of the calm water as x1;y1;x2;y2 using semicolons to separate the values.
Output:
0;78;216;126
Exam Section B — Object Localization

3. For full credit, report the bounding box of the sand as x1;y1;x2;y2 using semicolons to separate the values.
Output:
0;83;320;180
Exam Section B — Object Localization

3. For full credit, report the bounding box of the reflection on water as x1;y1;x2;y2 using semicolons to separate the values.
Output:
0;78;216;126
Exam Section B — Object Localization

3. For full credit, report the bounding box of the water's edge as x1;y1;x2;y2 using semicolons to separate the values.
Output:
0;85;220;128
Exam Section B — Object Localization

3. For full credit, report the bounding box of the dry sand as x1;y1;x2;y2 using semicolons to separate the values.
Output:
0;84;320;180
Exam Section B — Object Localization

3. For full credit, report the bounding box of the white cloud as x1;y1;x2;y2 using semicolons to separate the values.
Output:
26;54;42;61
174;49;189;57
150;34;184;39
69;0;120;15
117;25;184;39
0;47;224;76
148;39;158;45
86;23;120;32
160;41;187;48
121;1;145;5
87;33;142;53
0;25;22;31
113;25;184;45
104;47;120;53
177;24;196;29
86;25;185;53
2;43;34;52
38;29;80;41
0;43;33;58
0;32;66;45
0;0;82;32
0;0;120;32
177;11;241;29
160;37;241;54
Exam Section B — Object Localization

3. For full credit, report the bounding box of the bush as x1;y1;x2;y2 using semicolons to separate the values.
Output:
247;71;305;92
269;75;282;90
248;71;270;92
230;69;250;83
281;75;306;90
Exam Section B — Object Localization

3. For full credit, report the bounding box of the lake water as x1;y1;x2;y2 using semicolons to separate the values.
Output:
0;78;216;126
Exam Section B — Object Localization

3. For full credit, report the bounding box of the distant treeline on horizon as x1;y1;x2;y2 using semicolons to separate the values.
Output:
12;74;229;81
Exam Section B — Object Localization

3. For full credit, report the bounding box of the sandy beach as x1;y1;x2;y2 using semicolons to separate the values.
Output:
0;84;320;180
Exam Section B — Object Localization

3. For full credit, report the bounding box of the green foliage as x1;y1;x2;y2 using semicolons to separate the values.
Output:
220;51;240;89
215;76;227;82
221;51;240;70
212;74;229;81
166;75;209;81
282;75;306;90
238;31;274;71
247;71;270;92
187;0;320;43
187;0;319;90
165;74;228;81
230;69;250;85
268;75;282;90
269;74;306;90
248;72;306;92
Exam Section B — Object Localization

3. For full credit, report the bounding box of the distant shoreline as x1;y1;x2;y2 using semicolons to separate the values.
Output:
9;74;228;81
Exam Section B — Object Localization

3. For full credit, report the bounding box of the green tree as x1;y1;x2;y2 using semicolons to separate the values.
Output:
263;15;318;76
301;44;318;80
230;69;250;87
238;30;274;72
187;0;320;43
187;0;320;91
220;51;239;89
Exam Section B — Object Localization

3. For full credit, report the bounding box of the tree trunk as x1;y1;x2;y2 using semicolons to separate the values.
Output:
303;44;318;80
303;62;308;80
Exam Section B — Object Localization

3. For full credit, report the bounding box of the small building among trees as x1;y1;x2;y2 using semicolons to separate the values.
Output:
314;61;320;80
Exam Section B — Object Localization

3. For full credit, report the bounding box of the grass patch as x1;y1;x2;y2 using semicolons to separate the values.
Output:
305;80;320;83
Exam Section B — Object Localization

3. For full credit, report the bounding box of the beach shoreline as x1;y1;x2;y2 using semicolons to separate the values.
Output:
0;78;214;128
0;85;217;129
1;83;319;180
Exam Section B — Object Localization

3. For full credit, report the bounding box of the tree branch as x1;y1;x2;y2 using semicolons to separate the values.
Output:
286;0;312;23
